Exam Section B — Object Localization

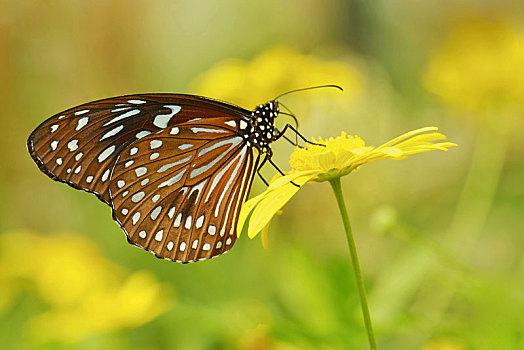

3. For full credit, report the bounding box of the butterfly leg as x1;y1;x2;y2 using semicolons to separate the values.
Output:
282;134;299;147
257;151;299;188
256;153;270;186
276;124;325;147
266;156;300;188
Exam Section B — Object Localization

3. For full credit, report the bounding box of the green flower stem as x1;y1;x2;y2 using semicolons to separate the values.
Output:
330;177;377;350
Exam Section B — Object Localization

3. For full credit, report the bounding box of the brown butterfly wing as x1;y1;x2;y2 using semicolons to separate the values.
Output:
109;118;258;262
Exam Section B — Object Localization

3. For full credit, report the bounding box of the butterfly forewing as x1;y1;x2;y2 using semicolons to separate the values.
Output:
27;94;249;204
110;121;258;262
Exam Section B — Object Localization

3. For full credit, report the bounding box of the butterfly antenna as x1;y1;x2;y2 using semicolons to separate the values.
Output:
273;84;343;100
278;102;299;128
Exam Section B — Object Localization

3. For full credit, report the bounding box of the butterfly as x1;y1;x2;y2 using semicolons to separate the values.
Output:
27;86;341;263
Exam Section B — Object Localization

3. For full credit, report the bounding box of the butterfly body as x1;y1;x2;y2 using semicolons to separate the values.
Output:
28;94;280;263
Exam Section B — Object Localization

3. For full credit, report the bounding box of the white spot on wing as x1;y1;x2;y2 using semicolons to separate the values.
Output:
203;243;211;251
153;105;181;128
101;169;110;182
75;152;83;161
56;158;62;165
188;181;206;203
158;169;186;188
174;213;182;227
185;216;192;229
98;145;115;163
151;206;162;220
75;109;90;115
132;191;145;203
136;130;151;139
167;241;174;251
117;180;126;188
225;120;236;127
130;147;138;155
132;212;141;225
135;167;147;177
128;99;146;104
208;225;216;235
195;215;204;229
51;124;59;133
86;175;93;183
150;140;162;149
170;127;179;135
178;144;193;150
191;127;227;134
216;241;223;249
76;116;89;131
240;120;248;129
103;109;140;126
152;194;160;202
111;107;131;112
139;230;147;239
157;156;191;173
100;125;124;141
179;242;186;251
154;230;163;241
192;239;199;249
168;207;176;219
51;140;59;150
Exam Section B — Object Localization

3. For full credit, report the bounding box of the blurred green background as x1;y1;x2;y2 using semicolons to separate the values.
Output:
1;1;523;349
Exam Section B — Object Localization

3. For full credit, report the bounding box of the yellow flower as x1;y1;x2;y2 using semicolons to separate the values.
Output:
237;127;456;239
191;46;362;109
0;230;172;343
424;16;524;112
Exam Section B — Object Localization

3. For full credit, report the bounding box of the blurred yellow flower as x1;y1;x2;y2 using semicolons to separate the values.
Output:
0;230;172;343
238;128;456;239
423;337;465;350
191;46;362;109
424;16;524;112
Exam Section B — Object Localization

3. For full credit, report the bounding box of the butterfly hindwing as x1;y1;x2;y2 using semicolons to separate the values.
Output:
109;120;258;262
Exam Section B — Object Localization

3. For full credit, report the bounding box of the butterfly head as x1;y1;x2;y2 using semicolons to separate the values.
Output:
249;101;279;153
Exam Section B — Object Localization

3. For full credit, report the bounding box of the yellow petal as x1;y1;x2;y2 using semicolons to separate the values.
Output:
379;147;404;157
267;170;319;190
237;192;266;237
246;171;320;239
375;127;439;150
261;222;270;249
